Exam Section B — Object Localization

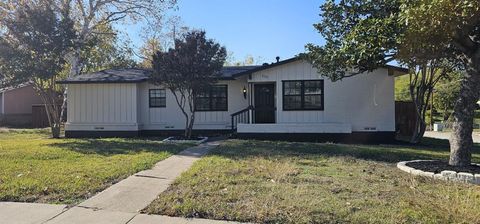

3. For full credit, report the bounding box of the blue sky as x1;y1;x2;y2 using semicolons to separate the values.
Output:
121;0;326;64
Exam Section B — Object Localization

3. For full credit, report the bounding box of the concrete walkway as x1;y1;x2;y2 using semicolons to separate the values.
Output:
424;131;480;143
0;141;242;224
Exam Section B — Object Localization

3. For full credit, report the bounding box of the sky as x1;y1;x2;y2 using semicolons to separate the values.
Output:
120;0;326;64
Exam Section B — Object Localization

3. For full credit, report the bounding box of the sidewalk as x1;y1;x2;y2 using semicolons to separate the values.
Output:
0;141;243;224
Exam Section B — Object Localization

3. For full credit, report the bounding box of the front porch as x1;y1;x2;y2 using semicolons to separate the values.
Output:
230;80;349;134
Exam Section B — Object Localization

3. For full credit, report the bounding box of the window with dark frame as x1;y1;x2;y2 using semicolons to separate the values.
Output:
149;89;166;108
195;85;228;111
283;80;324;110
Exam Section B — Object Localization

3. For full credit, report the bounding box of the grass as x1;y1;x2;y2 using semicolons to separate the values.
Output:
0;129;191;204
145;138;480;224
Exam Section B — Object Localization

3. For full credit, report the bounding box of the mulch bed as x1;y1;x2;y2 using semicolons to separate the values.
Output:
407;160;480;174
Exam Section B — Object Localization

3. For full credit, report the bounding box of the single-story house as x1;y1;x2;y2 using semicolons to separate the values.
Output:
0;83;44;127
57;57;408;142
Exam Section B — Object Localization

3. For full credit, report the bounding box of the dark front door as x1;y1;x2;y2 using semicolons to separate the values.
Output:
254;83;275;123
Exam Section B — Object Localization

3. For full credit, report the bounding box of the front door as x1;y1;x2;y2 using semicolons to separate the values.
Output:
254;83;275;123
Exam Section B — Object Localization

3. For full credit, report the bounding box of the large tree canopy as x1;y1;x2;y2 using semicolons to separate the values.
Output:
305;0;404;81
305;0;480;166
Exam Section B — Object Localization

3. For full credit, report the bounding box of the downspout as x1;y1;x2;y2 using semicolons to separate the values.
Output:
1;91;4;114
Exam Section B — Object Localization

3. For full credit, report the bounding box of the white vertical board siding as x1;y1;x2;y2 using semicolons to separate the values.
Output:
65;60;395;133
138;78;249;130
249;60;395;132
65;83;139;131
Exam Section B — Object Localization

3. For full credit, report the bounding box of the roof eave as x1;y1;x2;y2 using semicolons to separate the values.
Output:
56;79;148;84
230;57;302;79
385;65;409;77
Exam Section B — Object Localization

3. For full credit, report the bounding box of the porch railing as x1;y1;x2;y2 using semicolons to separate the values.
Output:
231;106;254;131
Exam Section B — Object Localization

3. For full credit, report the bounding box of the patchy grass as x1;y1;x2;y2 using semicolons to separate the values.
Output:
145;138;480;224
0;129;190;204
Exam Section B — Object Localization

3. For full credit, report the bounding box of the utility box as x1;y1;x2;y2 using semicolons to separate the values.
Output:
433;123;443;132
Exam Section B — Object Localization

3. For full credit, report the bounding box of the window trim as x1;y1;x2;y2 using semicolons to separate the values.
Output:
194;85;228;112
282;80;324;111
149;89;166;108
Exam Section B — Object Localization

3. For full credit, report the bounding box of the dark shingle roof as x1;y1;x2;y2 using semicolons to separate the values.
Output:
57;57;409;84
217;66;260;79
57;66;261;84
0;82;32;93
57;68;151;84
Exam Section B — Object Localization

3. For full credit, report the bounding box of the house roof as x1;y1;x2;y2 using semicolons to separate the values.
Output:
0;82;32;93
56;68;151;84
57;66;262;84
57;57;409;84
218;66;261;79
230;57;409;78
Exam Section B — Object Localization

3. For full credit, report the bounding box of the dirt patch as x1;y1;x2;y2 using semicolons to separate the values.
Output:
407;160;480;174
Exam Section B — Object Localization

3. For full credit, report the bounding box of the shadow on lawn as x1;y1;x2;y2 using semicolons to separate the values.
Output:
49;138;189;156
216;137;480;164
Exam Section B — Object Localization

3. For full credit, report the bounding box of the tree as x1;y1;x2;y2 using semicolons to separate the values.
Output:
400;0;480;167
81;24;137;73
0;0;177;124
139;38;162;68
305;0;480;166
406;63;451;142
150;31;227;138
395;75;411;101
0;1;76;138
224;53;264;66
138;16;187;68
433;72;462;122
303;0;444;143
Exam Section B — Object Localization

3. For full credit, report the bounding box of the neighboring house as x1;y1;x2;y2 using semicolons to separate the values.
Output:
58;57;408;142
0;84;44;127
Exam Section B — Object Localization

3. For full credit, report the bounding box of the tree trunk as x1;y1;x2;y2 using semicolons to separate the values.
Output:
410;115;427;143
183;113;195;139
60;49;82;122
442;106;449;122
449;69;480;166
183;114;190;138
40;93;62;139
187;113;195;139
51;123;61;138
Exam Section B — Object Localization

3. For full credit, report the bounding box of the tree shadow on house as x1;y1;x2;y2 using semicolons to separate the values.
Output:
214;137;480;164
49;138;192;156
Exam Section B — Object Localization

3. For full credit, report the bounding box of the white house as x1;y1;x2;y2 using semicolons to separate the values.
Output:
57;57;407;143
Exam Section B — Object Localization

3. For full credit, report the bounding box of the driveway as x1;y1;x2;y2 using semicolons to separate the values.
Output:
424;131;480;143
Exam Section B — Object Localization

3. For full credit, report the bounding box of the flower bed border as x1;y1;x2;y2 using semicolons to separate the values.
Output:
397;160;480;185
162;136;209;144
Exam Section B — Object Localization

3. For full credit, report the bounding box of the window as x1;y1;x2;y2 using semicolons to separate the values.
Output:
149;89;166;108
283;80;324;110
195;85;228;111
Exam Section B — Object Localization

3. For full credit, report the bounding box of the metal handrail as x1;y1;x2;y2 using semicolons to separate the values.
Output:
231;106;254;131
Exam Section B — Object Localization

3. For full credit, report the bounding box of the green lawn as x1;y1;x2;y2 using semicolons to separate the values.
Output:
0;129;190;204
145;138;480;224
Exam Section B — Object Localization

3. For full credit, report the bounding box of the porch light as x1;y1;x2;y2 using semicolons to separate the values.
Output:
242;86;247;99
